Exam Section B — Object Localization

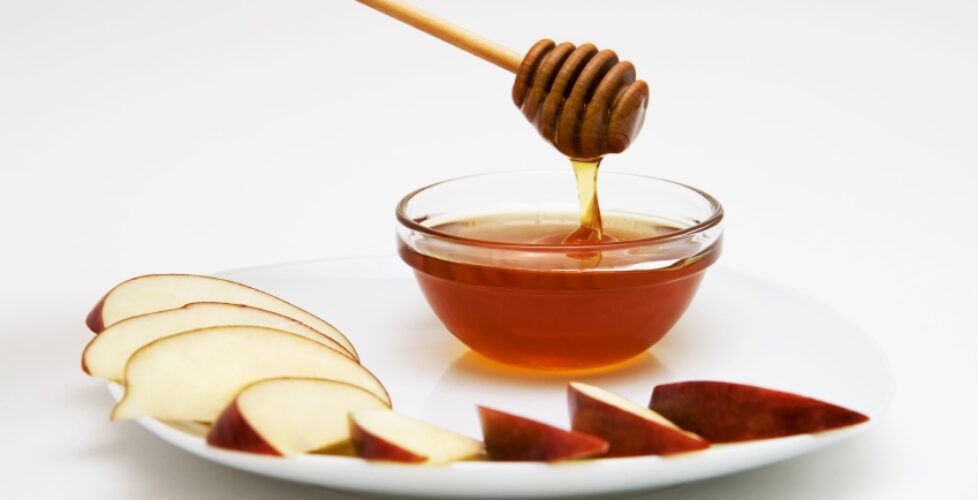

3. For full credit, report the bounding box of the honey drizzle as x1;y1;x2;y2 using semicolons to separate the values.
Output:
562;158;606;244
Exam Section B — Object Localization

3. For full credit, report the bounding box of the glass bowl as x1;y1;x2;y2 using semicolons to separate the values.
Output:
396;170;723;370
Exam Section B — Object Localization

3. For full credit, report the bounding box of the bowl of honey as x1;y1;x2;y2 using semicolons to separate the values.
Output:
397;170;723;370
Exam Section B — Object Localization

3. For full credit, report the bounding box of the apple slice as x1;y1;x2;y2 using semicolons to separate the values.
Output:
478;406;608;462
86;274;357;359
568;382;708;457
83;302;354;382
350;410;483;465
207;378;389;456
650;381;870;442
112;326;389;423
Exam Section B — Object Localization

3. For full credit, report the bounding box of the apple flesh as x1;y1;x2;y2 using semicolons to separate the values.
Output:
478;406;608;462
350;410;483;465
86;274;357;359
568;382;709;457
650;381;870;442
207;378;388;456
83;302;354;382
112;326;389;423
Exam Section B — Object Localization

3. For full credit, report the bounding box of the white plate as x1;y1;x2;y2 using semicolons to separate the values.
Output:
110;256;893;499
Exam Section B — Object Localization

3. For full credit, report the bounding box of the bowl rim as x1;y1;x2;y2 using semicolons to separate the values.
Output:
395;170;724;252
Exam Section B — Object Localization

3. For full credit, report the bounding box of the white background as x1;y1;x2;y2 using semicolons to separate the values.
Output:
2;0;976;498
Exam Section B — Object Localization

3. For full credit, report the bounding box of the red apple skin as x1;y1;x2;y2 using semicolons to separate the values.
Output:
349;418;426;463
86;294;107;333
207;401;281;456
650;381;870;443
479;406;608;462
569;387;709;457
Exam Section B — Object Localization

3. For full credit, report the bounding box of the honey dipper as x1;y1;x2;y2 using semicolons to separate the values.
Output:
357;0;650;159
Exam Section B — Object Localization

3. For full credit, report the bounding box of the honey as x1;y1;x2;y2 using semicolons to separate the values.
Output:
398;211;721;369
563;158;607;244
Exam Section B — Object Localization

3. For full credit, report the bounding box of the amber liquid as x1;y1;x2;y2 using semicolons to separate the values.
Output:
563;158;607;244
399;213;721;369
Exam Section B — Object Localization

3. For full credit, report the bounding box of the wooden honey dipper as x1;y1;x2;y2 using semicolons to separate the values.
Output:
357;0;650;160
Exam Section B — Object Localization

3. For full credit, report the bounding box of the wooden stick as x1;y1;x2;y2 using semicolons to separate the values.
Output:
356;0;523;73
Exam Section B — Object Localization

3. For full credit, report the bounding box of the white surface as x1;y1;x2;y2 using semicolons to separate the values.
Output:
0;0;975;498
104;257;890;498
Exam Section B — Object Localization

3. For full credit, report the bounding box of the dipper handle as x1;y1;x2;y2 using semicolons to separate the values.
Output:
356;0;522;73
